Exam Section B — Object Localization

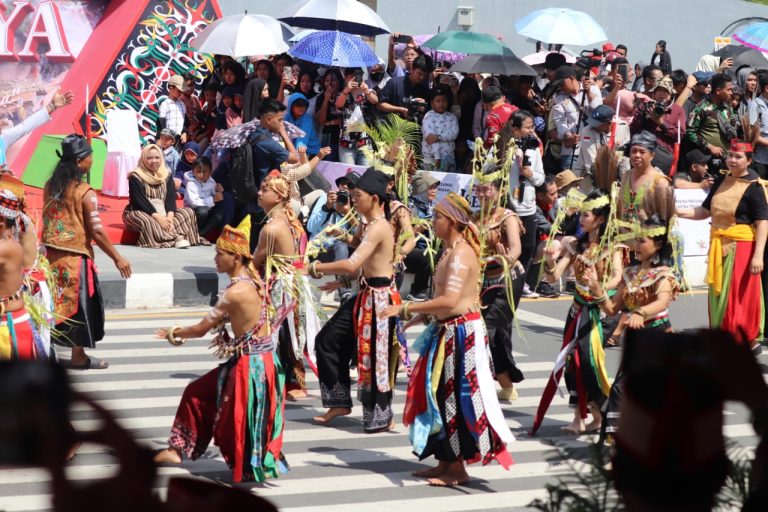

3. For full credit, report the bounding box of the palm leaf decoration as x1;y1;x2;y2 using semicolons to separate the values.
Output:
364;114;422;151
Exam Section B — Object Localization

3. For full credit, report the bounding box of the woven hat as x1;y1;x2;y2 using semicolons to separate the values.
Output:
216;216;251;258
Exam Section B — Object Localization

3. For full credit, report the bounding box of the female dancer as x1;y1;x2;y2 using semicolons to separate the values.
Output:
678;140;768;352
530;189;623;435
584;214;679;436
473;176;525;400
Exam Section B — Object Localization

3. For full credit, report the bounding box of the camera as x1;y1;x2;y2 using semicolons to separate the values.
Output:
401;96;427;122
395;34;411;44
335;190;349;206
652;101;667;117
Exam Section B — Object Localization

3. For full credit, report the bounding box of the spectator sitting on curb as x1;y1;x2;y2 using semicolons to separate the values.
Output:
157;128;180;173
184;156;225;239
174;142;200;199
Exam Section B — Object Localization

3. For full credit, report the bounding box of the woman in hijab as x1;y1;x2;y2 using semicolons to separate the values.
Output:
632;61;647;92
254;59;281;99
221;60;246;88
123;144;207;248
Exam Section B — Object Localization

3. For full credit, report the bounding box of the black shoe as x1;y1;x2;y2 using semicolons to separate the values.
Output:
536;282;560;298
407;291;428;302
563;281;576;295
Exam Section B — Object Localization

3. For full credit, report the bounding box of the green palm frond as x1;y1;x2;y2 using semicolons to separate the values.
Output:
364;114;422;151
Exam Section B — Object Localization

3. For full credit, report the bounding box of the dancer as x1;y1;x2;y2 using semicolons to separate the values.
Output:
310;168;401;433
584;214;680;436
473;174;525;401
530;189;623;435
678;139;768;350
153;220;288;483
617;131;674;226
252;171;314;400
42;135;132;369
381;193;514;487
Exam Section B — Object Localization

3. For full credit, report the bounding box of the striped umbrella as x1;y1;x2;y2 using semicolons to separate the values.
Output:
733;22;768;53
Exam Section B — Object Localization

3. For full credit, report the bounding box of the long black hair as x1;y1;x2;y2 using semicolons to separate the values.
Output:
577;189;611;253
643;214;674;267
45;160;83;201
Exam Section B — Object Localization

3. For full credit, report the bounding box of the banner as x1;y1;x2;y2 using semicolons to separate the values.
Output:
317;161;476;204
675;188;710;256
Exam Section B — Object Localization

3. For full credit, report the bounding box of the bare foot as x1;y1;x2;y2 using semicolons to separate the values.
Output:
427;462;470;487
313;407;352;425
153;447;182;464
412;462;448;478
561;419;585;435
584;420;602;433
287;389;309;400
66;442;82;462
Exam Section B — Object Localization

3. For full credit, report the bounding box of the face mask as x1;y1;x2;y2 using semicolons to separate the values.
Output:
370;72;385;82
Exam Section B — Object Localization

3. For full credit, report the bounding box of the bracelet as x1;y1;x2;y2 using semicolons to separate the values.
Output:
594;291;608;304
400;301;413;321
166;325;186;346
632;308;648;320
544;263;556;274
309;260;324;279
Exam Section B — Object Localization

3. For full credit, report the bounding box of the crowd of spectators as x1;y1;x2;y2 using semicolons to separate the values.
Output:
131;35;766;299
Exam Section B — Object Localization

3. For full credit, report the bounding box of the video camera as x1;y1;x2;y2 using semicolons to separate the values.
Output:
402;96;427;122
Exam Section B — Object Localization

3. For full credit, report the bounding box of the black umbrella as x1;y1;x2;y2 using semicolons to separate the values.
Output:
733;49;768;71
712;44;753;59
451;48;537;76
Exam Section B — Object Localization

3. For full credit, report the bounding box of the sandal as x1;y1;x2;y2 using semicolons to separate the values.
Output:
67;356;109;370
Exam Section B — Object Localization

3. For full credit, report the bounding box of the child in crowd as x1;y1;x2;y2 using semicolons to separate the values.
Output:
226;91;244;128
184;156;225;238
421;88;458;172
158;128;180;173
174;142;200;198
285;92;321;157
192;82;218;150
215;87;235;132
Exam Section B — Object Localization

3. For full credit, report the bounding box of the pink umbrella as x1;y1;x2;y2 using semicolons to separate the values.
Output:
395;34;466;64
521;50;576;66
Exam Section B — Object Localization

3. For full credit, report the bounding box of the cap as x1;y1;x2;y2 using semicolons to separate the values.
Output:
159;128;177;138
544;52;567;70
554;169;583;190
482;85;503;104
335;170;361;188
586;104;615;128
685;149;711;164
692;71;714;85
355;168;389;196
652;76;675;95
549;66;577;90
410;171;440;195
602;43;615;53
168;75;190;92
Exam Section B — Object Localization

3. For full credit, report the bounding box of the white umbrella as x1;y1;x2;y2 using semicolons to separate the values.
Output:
190;14;290;57
515;8;607;46
521;50;577;66
278;0;391;37
289;29;318;44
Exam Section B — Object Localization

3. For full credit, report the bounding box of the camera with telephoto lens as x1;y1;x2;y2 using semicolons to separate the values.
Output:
335;190;349;206
401;96;426;122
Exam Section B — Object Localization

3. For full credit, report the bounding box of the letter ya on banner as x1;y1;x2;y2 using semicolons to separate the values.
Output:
0;1;73;62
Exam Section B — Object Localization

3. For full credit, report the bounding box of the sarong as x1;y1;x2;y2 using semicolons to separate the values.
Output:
315;276;403;432
48;252;105;348
530;293;611;435
0;307;47;360
481;270;525;383
708;239;764;343
405;312;514;467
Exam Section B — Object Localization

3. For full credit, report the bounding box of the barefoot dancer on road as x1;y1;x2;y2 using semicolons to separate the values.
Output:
310;168;402;433
382;193;514;487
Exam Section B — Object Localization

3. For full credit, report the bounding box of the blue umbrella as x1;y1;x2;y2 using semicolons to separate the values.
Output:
289;30;378;68
734;22;768;53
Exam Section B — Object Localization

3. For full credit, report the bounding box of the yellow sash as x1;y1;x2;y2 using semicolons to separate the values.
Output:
706;224;755;295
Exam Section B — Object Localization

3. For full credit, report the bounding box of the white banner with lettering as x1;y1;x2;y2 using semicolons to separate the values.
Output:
674;188;710;257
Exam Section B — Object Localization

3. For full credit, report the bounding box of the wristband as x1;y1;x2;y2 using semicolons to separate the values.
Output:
309;260;324;279
400;301;413;321
167;325;186;346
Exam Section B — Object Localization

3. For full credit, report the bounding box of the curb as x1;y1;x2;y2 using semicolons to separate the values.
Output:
100;272;229;309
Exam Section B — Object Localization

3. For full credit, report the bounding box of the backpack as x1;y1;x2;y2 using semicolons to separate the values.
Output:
230;131;267;204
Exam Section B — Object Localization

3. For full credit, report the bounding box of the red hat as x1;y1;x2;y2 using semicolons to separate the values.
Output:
729;140;753;153
602;43;615;52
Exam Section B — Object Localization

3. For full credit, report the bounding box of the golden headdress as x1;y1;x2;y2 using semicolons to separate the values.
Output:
263;170;290;201
216;216;251;258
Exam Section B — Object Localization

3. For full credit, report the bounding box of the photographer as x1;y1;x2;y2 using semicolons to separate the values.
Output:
630;77;686;173
685;73;740;168
306;172;360;304
377;55;432;122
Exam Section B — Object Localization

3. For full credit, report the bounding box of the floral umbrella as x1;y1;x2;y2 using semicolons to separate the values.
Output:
210;119;305;151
